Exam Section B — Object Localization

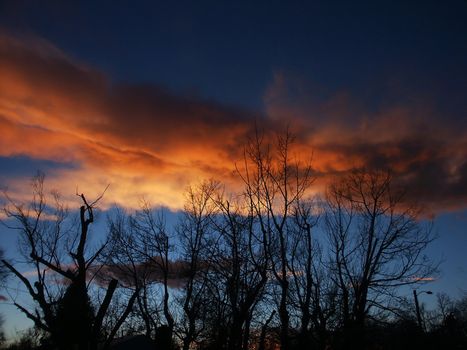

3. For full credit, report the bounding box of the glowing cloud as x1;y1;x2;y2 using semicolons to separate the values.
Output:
0;33;261;209
1;33;466;213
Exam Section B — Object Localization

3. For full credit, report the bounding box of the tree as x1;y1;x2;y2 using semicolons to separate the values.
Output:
238;128;315;350
174;179;271;350
132;203;175;337
106;201;182;349
3;327;43;350
210;184;269;350
176;181;218;350
0;173;136;350
104;208;156;338
324;169;437;347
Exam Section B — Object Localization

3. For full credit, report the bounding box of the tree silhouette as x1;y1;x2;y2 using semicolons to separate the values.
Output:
237;128;315;350
0;133;445;350
0;173;137;350
176;182;217;350
324;169;437;348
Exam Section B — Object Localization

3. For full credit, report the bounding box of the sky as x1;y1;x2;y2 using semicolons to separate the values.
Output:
0;0;467;337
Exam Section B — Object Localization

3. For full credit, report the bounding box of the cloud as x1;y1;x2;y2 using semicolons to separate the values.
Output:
264;71;467;213
0;33;466;214
93;259;193;289
18;259;192;289
19;257;211;290
411;277;437;282
0;32;263;209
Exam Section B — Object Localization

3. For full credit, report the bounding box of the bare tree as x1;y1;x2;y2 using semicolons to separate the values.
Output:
238;128;315;350
0;173;136;350
208;186;269;350
324;169;437;346
136;204;175;333
106;202;177;348
287;200;323;347
104;208;161;338
176;181;218;350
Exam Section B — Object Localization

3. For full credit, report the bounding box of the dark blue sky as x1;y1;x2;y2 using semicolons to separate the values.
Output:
1;0;466;112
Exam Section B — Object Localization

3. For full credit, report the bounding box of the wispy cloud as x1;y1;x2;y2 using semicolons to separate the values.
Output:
411;277;437;282
19;259;193;289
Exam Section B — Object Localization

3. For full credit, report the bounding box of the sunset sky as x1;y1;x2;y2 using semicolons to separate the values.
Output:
1;0;467;336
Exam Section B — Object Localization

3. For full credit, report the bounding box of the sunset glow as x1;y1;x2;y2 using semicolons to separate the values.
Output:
1;1;467;346
1;33;466;213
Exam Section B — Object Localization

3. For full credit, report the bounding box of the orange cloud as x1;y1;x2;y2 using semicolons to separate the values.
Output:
0;33;262;209
1;33;466;214
264;72;467;213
